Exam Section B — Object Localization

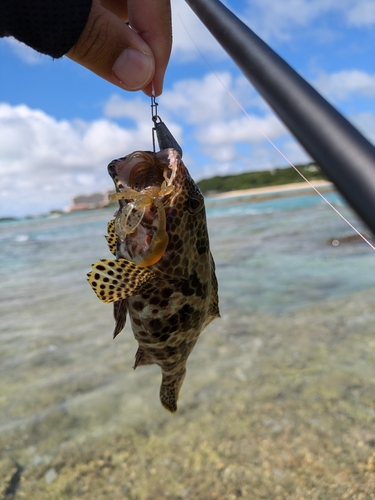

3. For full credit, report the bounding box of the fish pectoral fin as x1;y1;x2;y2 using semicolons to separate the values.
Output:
87;258;155;304
105;220;117;256
113;299;128;339
159;369;186;413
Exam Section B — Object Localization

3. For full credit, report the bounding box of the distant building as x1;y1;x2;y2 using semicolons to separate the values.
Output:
66;191;113;212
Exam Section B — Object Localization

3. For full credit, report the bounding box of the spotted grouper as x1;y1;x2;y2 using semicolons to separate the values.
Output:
88;148;220;412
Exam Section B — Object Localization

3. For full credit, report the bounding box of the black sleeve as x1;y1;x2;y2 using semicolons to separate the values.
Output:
0;0;92;58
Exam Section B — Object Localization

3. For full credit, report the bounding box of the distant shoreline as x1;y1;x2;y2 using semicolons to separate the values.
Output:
205;180;334;203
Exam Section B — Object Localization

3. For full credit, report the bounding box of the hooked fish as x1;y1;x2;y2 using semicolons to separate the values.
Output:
88;148;220;412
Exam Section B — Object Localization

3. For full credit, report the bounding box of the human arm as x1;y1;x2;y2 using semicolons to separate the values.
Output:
0;0;172;96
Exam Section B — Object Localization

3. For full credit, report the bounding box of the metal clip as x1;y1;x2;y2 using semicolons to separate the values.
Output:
151;94;183;157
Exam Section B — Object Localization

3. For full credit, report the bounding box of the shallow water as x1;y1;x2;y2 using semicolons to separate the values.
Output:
1;192;375;498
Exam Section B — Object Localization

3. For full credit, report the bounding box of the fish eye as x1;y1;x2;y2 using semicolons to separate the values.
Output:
187;196;204;214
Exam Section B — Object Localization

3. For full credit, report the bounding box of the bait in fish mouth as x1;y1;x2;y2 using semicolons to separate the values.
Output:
87;147;220;412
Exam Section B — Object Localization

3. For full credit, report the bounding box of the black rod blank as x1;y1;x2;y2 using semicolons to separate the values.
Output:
185;0;375;234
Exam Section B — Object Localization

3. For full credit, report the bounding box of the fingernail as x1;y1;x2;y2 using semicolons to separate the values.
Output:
112;48;153;90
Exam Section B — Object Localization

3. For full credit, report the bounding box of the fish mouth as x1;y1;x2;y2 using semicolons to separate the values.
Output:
108;150;177;193
107;149;181;267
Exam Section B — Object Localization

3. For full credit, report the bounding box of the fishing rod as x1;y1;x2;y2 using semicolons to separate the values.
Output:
185;0;375;235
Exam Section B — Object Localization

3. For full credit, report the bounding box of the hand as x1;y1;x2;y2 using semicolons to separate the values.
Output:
67;0;172;96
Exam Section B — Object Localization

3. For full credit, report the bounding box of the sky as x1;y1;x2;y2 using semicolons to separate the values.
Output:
1;0;375;217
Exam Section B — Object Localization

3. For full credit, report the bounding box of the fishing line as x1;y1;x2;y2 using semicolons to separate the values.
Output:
179;16;375;252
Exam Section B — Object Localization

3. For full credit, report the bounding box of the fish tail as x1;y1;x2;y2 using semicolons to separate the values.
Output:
159;369;186;413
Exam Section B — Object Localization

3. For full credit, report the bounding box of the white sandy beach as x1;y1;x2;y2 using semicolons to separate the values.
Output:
207;179;333;199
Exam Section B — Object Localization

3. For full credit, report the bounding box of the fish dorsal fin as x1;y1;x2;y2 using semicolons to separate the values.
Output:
87;258;155;304
209;253;220;319
105;220;117;256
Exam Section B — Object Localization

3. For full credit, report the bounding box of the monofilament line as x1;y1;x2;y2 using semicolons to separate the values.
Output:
217;77;375;252
151;84;158;154
180;16;375;252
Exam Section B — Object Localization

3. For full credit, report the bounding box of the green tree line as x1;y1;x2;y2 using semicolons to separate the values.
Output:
197;163;326;194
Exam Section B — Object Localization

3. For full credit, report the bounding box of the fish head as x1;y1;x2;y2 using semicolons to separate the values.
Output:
108;149;207;278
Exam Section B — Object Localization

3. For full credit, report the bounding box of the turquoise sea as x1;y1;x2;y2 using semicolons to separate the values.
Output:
1;189;375;498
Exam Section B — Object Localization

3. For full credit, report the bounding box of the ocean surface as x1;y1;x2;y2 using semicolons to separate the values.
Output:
1;190;375;498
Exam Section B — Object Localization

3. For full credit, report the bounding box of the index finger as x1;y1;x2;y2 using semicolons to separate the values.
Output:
128;0;172;96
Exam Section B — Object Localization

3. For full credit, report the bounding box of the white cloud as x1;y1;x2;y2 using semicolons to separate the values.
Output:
170;0;226;61
280;139;312;166
242;0;331;41
0;103;150;217
315;70;375;101
159;71;268;130
200;114;287;145
207;145;237;163
240;0;375;43
1;37;49;65
160;72;243;124
346;1;375;26
350;112;375;144
0;72;300;217
103;94;151;123
153;72;289;169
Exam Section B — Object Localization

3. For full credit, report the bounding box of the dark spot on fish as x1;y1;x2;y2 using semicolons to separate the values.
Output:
108;262;116;267
149;296;160;305
160;299;169;307
149;318;162;330
188;197;201;211
178;304;194;323
103;277;109;283
100;284;105;289
160;334;170;342
166;209;177;224
174;266;183;276
168;314;179;327
108;270;114;276
133;301;144;311
94;273;100;280
197;243;207;255
172;254;181;265
175;239;183;251
181;281;194;296
162;288;173;299
96;265;106;271
133;318;141;326
92;281;97;287
190;271;207;298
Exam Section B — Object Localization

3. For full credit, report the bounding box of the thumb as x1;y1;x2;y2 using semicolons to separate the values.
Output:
66;2;155;91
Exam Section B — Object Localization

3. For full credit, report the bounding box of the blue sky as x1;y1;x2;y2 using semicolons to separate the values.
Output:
1;0;375;217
